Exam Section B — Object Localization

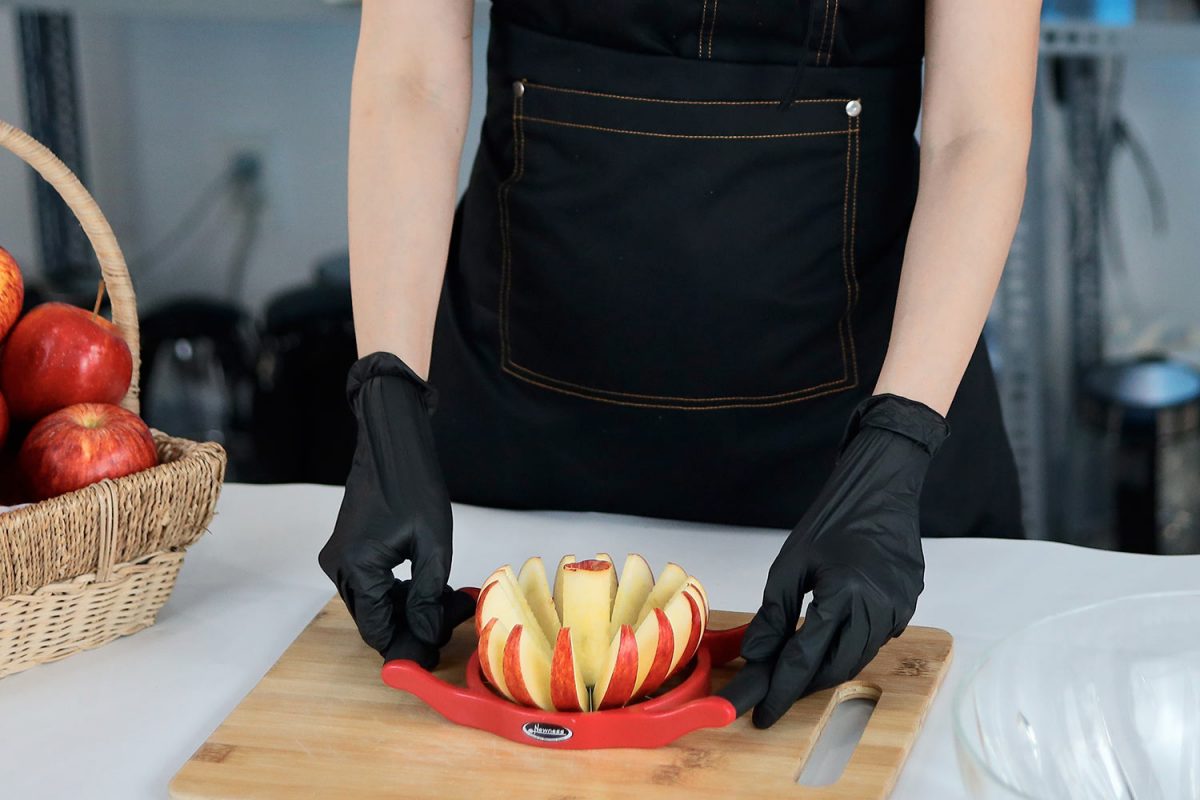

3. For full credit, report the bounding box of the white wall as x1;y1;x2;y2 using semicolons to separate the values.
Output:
74;5;489;313
0;8;39;276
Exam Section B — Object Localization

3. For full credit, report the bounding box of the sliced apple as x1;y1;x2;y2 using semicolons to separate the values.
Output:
561;559;614;686
553;554;575;623
610;553;654;637
474;578;498;635
631;607;675;698
518;556;561;642
686;577;710;618
662;587;705;677
592;623;640;710
478;617;514;701
549;627;589;712
636;562;689;626
479;567;550;648
595;552;618;604
502;623;555;711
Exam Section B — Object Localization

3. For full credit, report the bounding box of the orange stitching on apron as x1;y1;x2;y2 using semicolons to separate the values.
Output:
823;0;840;65
706;0;720;59
518;115;851;141
498;84;862;409
698;0;709;58
846;114;861;383
502;364;859;411
816;0;832;68
522;82;853;106
497;88;527;366
507;357;852;404
838;112;856;387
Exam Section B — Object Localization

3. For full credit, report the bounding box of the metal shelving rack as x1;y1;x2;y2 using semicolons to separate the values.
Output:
995;8;1200;541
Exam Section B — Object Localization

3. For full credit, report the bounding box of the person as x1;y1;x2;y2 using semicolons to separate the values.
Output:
320;0;1040;727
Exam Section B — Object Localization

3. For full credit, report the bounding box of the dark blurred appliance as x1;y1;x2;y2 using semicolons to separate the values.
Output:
250;253;357;485
1082;357;1200;554
139;299;257;477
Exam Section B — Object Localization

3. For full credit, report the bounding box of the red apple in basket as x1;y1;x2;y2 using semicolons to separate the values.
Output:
18;402;157;501
0;247;23;342
0;302;133;420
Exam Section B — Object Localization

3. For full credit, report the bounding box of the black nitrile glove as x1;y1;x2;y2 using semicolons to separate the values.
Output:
319;352;474;670
719;394;949;728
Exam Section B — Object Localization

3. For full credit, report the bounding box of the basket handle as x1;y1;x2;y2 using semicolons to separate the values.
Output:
0;120;140;413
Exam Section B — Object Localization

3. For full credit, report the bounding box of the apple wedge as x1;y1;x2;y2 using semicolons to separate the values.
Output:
502;624;555;711
686;577;710;618
561;559;614;686
631;607;675;698
477;568;550;648
662;586;705;677
549;628;589;712
553;554;575;623
594;553;618;604
518;556;561;642
609;553;654;637
636;562;689;626
478;617;514;701
592;623;639;710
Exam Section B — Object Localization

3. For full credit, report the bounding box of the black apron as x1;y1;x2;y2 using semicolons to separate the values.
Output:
430;1;1024;537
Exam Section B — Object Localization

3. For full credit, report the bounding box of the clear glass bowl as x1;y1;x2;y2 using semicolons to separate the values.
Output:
954;592;1200;799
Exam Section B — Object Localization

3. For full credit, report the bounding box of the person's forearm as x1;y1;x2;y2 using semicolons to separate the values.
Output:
348;40;471;376
872;131;1030;416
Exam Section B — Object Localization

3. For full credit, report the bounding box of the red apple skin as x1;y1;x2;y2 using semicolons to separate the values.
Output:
0;302;133;420
670;592;705;679
549;628;584;712
477;617;503;691
563;559;611;573
18;403;157;501
0;247;23;342
474;580;497;636
596;624;640;710
502;625;536;708
636;608;676;699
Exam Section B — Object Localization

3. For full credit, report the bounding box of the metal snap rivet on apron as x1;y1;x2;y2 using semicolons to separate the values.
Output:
846;100;862;118
513;80;525;97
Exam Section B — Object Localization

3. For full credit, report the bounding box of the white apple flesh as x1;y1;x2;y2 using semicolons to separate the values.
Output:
518;556;562;642
561;559;614;687
609;553;654;637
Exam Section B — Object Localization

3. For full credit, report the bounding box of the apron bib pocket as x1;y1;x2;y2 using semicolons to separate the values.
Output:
498;79;863;409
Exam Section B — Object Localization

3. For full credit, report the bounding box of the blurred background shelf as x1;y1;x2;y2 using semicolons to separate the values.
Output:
0;0;360;21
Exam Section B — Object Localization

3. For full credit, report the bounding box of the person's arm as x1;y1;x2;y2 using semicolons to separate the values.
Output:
725;2;1042;728
872;0;1042;415
319;1;477;670
349;0;474;377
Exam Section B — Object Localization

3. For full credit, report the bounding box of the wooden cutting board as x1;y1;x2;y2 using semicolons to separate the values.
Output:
171;598;952;800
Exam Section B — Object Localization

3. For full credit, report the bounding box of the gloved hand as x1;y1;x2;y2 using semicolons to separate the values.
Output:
718;393;949;728
319;351;474;670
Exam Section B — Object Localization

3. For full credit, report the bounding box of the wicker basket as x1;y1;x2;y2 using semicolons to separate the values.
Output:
0;120;227;678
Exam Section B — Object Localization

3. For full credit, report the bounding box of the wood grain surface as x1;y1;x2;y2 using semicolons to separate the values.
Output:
171;599;952;799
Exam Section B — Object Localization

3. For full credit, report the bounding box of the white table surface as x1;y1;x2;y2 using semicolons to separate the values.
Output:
1;483;1198;799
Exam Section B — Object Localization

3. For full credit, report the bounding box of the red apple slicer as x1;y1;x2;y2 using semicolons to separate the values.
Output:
381;589;748;750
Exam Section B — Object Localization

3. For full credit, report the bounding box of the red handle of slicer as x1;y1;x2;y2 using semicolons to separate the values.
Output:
701;622;748;667
383;651;736;750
